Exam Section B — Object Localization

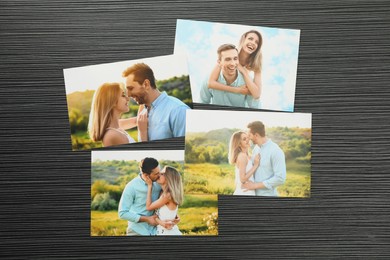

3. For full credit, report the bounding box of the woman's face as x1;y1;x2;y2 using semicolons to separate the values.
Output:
156;168;166;185
239;132;250;149
115;91;130;113
242;32;260;55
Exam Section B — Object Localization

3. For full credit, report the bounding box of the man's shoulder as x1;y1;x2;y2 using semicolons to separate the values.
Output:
125;176;141;188
165;94;190;109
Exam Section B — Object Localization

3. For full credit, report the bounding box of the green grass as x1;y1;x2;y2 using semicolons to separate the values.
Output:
91;194;218;236
185;161;311;198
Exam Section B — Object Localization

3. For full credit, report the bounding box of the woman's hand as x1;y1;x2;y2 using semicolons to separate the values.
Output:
238;85;250;95
144;175;153;186
237;63;249;76
137;105;148;142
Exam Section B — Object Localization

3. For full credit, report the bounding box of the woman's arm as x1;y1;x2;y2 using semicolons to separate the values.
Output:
146;186;170;211
237;153;260;183
208;65;249;95
118;117;137;130
238;65;262;99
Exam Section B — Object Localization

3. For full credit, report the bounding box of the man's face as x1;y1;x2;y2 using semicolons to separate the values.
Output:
126;74;148;105
247;129;256;143
148;166;161;182
218;49;239;78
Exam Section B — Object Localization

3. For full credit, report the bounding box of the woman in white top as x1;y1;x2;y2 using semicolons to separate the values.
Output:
88;82;147;147
145;166;184;235
228;130;260;196
208;30;263;100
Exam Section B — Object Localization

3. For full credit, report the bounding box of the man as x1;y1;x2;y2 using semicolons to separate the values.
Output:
118;157;174;235
200;44;259;108
242;121;286;196
122;63;190;141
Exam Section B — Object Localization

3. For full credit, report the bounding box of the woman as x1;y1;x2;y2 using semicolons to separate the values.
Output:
208;30;263;101
145;166;184;235
228;131;260;196
88;82;148;147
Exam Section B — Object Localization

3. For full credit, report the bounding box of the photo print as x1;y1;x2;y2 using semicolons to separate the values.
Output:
174;19;300;112
64;54;193;151
91;150;218;236
185;110;311;198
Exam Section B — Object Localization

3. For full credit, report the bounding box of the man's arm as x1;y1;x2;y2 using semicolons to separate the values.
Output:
200;79;213;104
242;148;286;191
118;184;156;225
170;105;189;137
262;148;286;190
118;185;141;222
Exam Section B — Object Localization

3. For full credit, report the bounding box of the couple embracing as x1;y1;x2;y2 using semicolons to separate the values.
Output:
88;63;190;147
229;121;286;196
118;157;183;236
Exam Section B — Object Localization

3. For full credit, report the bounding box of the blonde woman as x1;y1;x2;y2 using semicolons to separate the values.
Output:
88;82;148;147
228;131;260;195
208;30;263;101
145;166;184;235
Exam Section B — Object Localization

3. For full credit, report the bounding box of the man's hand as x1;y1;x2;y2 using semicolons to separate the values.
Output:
241;181;257;191
145;215;159;226
172;215;180;225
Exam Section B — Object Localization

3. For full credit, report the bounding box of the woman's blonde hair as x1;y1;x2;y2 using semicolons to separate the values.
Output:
163;166;184;206
228;131;246;164
238;30;263;72
88;82;123;142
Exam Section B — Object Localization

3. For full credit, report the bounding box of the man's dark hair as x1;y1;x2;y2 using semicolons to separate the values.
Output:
247;121;266;137
122;63;157;89
140;157;159;174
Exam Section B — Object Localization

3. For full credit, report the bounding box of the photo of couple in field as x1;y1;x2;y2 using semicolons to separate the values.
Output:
63;54;192;151
91;150;218;236
185;110;311;198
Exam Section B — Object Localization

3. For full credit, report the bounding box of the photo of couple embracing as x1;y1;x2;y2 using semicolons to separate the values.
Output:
229;121;286;196
91;150;218;236
64;54;192;151
185;110;312;198
118;157;183;236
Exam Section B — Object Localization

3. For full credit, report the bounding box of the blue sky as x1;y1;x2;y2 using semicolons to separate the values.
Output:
174;19;300;112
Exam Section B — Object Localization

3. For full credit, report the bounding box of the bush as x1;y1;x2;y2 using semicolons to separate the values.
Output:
91;193;118;211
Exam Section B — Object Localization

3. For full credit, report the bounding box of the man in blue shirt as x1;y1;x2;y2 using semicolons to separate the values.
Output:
118;157;175;235
242;121;287;196
200;44;259;109
122;63;190;141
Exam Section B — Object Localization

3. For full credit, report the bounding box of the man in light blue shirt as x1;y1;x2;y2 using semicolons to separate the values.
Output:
242;121;286;196
200;44;259;109
123;63;190;141
118;157;174;235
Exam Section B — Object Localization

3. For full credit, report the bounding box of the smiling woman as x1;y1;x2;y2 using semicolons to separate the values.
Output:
88;82;144;147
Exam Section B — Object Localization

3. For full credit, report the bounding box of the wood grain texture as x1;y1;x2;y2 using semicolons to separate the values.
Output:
1;0;390;258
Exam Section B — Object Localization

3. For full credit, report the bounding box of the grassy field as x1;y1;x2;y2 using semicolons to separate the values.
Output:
91;194;218;236
185;160;310;198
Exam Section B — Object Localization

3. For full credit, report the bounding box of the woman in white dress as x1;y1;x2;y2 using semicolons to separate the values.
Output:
208;30;263;101
228;130;260;195
145;166;183;235
88;82;147;147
